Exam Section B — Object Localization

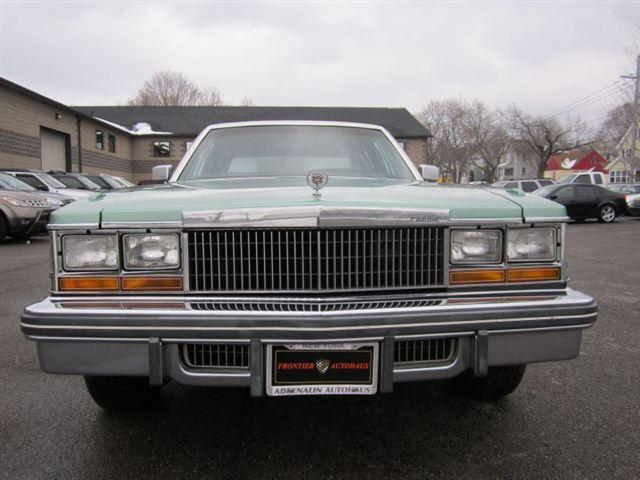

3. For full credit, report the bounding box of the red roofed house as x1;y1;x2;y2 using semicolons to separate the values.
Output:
545;149;609;182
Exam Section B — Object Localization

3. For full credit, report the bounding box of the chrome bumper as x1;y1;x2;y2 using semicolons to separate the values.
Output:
21;288;597;394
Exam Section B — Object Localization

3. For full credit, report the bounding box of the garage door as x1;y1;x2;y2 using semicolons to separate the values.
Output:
40;128;67;171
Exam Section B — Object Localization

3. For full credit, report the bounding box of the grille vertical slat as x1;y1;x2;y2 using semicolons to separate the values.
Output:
394;338;456;365
183;343;250;369
188;227;445;293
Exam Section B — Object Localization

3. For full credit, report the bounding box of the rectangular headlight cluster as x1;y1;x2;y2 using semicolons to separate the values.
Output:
451;230;502;264
63;235;118;271
61;233;180;271
507;228;556;262
123;234;180;270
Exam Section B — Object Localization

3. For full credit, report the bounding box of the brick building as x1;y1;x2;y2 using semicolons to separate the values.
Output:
0;77;430;183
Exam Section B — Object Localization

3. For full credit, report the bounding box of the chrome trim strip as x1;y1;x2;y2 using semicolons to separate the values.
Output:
101;221;183;228
20;311;598;332
525;216;570;223
49;223;98;230
182;206;452;228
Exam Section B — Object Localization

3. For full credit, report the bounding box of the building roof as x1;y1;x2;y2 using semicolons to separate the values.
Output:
547;149;608;172
72;105;430;139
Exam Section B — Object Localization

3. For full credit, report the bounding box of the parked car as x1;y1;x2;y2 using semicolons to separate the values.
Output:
627;196;640;216
534;183;626;223
48;171;102;191
491;179;554;192
0;186;54;242
609;184;640;215
556;171;607;186
22;121;597;411
82;173;130;190
0;172;74;207
0;169;93;200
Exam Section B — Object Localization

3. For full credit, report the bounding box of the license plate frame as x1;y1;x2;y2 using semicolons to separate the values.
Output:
265;342;379;396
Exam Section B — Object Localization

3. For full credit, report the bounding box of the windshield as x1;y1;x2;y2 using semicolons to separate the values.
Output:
38;173;67;189
178;125;417;182
557;174;576;184
57;176;90;189
533;184;557;197
113;176;135;187
0;172;36;191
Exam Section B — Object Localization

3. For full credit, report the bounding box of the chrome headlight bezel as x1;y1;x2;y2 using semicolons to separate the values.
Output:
122;233;181;270
450;229;503;265
62;234;119;271
507;228;557;262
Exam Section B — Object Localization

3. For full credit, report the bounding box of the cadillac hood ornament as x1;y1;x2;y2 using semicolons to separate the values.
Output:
306;170;329;198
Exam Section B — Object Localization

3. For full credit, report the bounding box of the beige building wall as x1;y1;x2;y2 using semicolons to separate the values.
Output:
0;84;78;170
0;84;136;180
130;136;194;183
79;120;134;179
399;138;427;167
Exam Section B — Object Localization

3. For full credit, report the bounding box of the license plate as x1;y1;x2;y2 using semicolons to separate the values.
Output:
265;343;379;396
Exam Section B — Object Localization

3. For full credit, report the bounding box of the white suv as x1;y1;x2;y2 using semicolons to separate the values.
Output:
556;171;607;186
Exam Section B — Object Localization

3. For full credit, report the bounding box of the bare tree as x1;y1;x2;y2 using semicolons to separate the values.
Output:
129;71;225;106
239;96;255;106
505;106;588;178
464;101;510;183
418;99;474;183
597;102;634;146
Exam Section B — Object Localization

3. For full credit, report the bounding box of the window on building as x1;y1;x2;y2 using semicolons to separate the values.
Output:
504;167;514;177
153;141;171;157
521;167;526;176
610;171;629;183
635;169;640;182
107;134;116;153
96;130;104;150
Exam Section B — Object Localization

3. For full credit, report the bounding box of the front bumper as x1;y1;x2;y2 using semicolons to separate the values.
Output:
22;288;597;395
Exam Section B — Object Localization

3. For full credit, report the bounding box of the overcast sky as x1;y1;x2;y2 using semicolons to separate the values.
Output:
0;1;638;125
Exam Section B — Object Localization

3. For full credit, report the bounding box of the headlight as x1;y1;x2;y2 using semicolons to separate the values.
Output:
451;230;502;264
1;196;31;207
123;234;180;270
507;228;556;262
63;235;118;270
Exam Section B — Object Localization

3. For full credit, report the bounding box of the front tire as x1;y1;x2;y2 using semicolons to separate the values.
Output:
597;204;616;223
0;214;7;243
453;365;526;401
84;376;161;411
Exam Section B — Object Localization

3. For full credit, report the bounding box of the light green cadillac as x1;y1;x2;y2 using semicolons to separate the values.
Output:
22;121;597;410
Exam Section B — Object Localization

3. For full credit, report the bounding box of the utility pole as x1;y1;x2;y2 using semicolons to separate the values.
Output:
622;54;640;181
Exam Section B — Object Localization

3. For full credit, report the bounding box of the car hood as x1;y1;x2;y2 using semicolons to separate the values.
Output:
55;188;93;200
0;189;53;203
49;177;567;227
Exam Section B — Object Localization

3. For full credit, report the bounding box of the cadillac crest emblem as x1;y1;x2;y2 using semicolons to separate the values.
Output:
315;359;330;374
306;170;329;198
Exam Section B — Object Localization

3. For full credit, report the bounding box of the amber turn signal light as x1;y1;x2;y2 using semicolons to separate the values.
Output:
507;267;560;283
450;269;506;285
121;277;183;291
59;276;119;291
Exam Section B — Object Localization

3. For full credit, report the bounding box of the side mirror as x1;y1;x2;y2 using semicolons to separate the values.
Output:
420;164;440;182
548;194;557;200
152;165;172;183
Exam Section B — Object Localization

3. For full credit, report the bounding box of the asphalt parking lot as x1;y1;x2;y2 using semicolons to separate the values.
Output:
1;217;639;479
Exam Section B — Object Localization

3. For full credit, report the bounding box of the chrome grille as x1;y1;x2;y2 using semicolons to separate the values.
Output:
187;227;446;293
182;343;250;369
393;338;457;365
189;298;443;313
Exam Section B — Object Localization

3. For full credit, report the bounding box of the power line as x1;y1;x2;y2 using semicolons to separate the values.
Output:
542;79;631;118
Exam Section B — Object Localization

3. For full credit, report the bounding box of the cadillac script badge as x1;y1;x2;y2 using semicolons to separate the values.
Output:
306;170;329;198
